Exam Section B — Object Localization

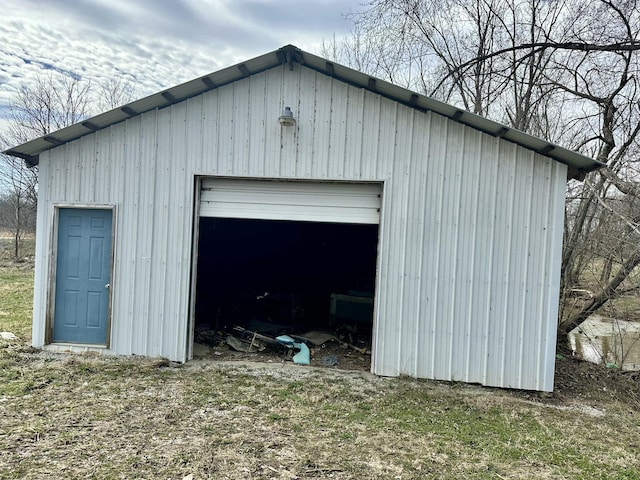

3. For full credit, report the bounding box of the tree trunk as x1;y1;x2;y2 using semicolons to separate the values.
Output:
13;230;19;259
557;247;640;343
13;196;21;260
600;256;613;284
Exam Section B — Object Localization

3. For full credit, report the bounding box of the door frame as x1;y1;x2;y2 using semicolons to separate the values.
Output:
46;203;117;347
186;176;385;362
186;177;202;361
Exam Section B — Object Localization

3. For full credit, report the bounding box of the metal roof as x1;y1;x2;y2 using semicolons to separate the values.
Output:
3;44;602;179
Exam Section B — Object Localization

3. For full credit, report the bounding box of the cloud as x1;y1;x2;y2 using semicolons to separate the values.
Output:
1;0;360;135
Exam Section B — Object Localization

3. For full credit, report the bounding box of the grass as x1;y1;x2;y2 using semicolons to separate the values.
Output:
1;264;639;479
0;351;638;479
0;234;35;263
0;265;33;341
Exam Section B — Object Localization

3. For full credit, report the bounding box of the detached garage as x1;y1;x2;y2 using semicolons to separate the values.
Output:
4;45;601;391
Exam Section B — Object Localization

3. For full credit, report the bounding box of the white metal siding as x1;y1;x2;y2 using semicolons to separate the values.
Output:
200;178;381;224
33;63;567;390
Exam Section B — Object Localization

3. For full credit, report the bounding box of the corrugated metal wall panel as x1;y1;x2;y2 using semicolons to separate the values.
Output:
280;63;300;178
217;83;234;175
385;105;414;376
232;80;251;177
403;111;430;376
297;67;316;178
398;107;423;375
438;120;465;381
264;71;284;178
501;148;534;389
131;111;157;357
31;153;50;347
328;78;348;179
485;141;518;388
32;62;567;390
467;133;500;384
94;129;111;201
310;72;333;179
164;101;192;361
149;107;173;357
369;105;566;390
451;126;481;382
160;106;177;357
116;117;141;355
185;97;204;170
247;75;267;177
360;94;381;180
201;90;219;174
543;160;566;389
524;155;552;388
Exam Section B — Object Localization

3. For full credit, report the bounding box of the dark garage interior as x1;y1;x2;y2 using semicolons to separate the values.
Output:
193;217;379;364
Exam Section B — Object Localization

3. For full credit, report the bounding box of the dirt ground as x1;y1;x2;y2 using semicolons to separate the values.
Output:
2;263;639;478
193;338;372;372
1;338;640;479
553;352;640;406
197;339;640;406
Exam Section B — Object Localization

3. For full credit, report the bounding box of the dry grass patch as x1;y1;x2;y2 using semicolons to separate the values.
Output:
0;347;639;479
0;266;34;341
1;264;639;479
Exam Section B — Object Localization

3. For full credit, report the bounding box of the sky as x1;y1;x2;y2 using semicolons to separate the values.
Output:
0;0;362;142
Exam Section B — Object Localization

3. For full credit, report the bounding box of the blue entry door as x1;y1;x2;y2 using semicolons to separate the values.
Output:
53;208;113;344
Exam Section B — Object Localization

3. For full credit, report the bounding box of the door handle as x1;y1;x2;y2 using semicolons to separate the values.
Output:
105;283;110;289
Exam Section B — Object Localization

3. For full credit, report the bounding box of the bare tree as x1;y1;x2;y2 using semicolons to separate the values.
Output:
336;0;640;345
553;1;640;338
0;73;93;259
0;157;36;258
1;71;137;259
5;74;92;144
96;74;137;111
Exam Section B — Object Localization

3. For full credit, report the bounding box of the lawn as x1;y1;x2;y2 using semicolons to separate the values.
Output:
1;265;639;479
0;265;33;341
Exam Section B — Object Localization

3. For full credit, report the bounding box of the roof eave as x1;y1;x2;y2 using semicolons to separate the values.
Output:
3;149;39;167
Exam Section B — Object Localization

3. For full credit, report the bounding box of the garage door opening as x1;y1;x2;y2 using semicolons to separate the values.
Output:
193;216;379;369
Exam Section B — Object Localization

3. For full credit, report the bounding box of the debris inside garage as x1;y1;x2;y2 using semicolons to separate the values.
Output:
195;318;373;371
193;217;378;371
193;291;374;371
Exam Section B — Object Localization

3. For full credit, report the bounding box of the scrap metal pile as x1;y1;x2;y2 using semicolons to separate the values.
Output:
195;291;373;369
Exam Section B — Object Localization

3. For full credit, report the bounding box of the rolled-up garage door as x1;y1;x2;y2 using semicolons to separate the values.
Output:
200;178;381;224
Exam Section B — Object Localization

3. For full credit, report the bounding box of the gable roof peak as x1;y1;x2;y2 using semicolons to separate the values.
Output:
3;44;601;179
